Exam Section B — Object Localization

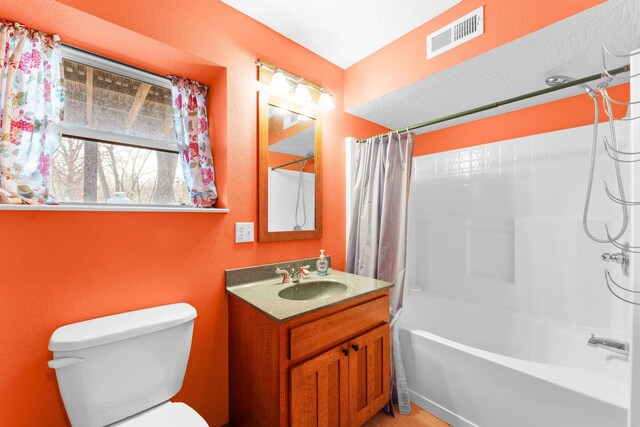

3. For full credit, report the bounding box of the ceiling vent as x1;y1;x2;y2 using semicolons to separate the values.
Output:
427;6;484;59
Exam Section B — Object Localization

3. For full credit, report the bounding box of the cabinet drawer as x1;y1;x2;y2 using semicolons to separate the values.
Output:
289;296;388;361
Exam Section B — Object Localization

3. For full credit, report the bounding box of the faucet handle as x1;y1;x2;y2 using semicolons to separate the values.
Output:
276;267;291;284
292;265;311;282
298;265;310;277
298;265;310;274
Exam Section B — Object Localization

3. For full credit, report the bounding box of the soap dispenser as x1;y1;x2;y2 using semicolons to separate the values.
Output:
316;249;329;276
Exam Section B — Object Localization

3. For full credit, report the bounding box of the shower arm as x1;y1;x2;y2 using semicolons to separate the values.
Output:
271;154;315;171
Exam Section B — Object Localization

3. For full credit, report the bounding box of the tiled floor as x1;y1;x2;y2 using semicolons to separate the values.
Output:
365;403;451;427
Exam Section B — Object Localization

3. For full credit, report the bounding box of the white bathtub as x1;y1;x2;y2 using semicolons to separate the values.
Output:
399;294;630;427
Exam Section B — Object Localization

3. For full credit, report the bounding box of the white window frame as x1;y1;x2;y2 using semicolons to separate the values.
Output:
0;46;231;213
61;46;179;154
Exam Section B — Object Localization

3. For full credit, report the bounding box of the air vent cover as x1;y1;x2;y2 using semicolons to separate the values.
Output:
427;6;484;59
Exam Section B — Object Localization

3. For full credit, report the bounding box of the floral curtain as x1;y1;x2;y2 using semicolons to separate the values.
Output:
0;20;64;204
169;76;217;208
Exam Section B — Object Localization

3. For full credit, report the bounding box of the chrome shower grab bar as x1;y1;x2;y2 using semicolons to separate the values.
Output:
605;226;640;253
605;268;634;292
601;89;640;122
603;45;640;58
603;136;640;157
602;45;640;81
604;143;640;163
615;115;640;122
601;89;640;106
601;89;640;123
596;44;640;306
601;64;639;81
605;269;640;306
602;106;640;122
604;182;640;205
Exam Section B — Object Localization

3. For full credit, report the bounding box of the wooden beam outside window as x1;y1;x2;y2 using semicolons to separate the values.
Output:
124;83;151;132
85;67;94;126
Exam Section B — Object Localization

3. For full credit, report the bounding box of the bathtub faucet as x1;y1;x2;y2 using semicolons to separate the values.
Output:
587;334;629;356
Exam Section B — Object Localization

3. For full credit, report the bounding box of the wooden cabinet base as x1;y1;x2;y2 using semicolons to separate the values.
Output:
290;345;350;426
349;324;390;426
229;290;390;427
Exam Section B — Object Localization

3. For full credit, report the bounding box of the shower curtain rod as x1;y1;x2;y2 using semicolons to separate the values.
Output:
356;64;631;143
271;154;315;170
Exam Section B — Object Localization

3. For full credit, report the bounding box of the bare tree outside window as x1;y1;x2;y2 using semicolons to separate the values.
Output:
53;57;188;205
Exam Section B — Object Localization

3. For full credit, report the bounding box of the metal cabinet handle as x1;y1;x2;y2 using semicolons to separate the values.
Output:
352;344;360;352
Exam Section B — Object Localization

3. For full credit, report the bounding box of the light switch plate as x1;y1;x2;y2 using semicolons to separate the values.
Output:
235;222;254;243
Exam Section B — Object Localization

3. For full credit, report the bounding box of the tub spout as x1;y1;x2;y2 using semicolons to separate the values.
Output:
587;334;629;356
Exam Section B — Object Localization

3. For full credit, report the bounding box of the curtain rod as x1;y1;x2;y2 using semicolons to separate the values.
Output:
356;64;631;143
271;154;315;171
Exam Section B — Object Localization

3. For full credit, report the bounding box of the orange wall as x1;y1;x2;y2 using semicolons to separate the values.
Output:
0;1;387;426
344;0;605;111
0;1;627;426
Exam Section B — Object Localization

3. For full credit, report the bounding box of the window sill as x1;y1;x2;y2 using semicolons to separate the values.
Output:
0;204;229;213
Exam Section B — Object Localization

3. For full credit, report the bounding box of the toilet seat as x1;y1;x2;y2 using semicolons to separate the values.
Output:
111;402;208;427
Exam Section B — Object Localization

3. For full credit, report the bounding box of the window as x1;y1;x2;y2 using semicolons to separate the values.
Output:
53;47;188;205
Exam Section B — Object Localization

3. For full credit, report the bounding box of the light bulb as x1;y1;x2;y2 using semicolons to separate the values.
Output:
295;79;312;105
270;69;289;94
318;89;335;111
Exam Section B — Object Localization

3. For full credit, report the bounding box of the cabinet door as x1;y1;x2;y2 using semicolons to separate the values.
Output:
348;324;390;426
290;344;350;427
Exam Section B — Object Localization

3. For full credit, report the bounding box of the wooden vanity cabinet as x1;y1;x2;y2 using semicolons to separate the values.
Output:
290;342;350;426
229;290;390;427
347;324;390;425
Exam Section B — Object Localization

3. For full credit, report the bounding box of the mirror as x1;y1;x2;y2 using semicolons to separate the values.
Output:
259;91;322;242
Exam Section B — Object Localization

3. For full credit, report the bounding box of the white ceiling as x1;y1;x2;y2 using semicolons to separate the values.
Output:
220;0;463;69
349;0;640;135
269;127;315;157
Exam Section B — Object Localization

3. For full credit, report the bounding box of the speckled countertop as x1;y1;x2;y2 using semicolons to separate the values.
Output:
226;269;393;322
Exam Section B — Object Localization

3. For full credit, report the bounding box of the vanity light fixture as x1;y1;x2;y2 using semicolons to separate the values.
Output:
270;68;289;94
318;88;335;112
294;78;312;105
256;59;335;111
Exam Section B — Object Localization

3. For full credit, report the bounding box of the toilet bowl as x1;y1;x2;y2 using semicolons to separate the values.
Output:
111;402;206;426
48;303;208;427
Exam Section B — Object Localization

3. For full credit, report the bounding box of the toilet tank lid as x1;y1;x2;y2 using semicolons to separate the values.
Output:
49;303;197;352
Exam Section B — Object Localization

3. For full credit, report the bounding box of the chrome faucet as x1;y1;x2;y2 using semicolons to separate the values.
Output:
276;265;310;284
587;334;629;356
292;265;310;283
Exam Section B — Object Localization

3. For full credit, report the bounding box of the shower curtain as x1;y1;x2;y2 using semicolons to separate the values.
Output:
346;131;414;415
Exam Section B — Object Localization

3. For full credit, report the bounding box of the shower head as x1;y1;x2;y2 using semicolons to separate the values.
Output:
545;75;597;98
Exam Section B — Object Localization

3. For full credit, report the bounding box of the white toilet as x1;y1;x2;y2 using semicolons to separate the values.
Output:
48;303;208;427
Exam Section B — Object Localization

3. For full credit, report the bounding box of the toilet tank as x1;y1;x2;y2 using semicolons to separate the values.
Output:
48;303;197;427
